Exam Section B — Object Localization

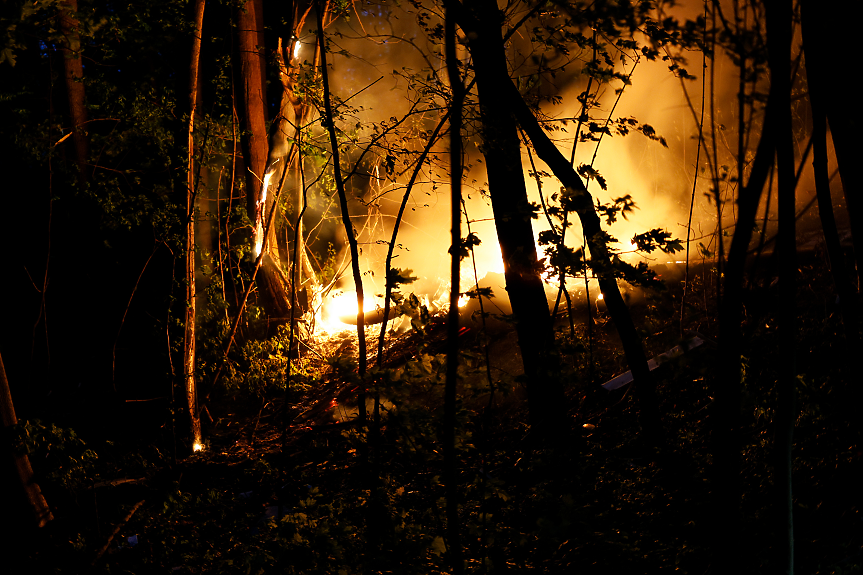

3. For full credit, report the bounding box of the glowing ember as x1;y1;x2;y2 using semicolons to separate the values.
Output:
193;442;204;452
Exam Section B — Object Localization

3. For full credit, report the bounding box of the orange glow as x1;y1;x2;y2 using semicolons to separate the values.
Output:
318;290;381;332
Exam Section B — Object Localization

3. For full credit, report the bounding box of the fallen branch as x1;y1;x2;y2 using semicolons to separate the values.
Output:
90;499;146;567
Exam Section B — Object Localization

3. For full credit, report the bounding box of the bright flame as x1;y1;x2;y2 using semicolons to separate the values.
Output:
253;171;273;257
318;290;380;332
458;294;469;308
293;41;301;59
193;442;204;452
597;293;604;300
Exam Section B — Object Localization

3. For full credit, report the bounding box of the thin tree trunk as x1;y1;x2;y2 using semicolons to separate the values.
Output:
0;351;53;528
457;0;566;439
185;0;206;452
443;2;464;570
709;69;777;575
58;0;88;183
767;0;796;571
282;4;319;307
316;3;367;381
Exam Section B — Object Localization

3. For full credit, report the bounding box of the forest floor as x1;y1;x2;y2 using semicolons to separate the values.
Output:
9;250;863;574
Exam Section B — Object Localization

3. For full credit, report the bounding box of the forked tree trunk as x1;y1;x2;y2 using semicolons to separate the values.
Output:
801;0;859;349
457;0;566;439
0;351;53;528
272;12;320;309
58;0;88;182
185;0;206;452
507;78;661;444
800;0;863;292
236;0;292;321
468;34;661;444
283;5;320;304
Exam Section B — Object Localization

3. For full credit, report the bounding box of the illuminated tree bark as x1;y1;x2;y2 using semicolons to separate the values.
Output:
0;351;53;528
271;2;319;308
185;0;206;452
235;0;292;320
58;0;88;182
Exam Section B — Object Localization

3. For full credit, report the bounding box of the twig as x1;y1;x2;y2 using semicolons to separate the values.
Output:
113;244;159;388
681;0;709;335
90;499;145;567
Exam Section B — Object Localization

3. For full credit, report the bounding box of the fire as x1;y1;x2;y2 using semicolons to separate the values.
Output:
253;170;274;257
193;442;204;452
318;290;382;332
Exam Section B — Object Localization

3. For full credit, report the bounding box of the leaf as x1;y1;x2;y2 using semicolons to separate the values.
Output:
430;536;447;555
576;164;607;190
387;267;417;289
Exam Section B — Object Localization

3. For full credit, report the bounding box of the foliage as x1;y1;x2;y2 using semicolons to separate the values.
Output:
12;420;98;491
1;2;859;574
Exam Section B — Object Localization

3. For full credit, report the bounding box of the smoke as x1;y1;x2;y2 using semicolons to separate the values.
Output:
294;0;838;317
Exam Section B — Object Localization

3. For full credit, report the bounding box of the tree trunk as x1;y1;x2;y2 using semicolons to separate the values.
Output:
443;1;464;570
58;0;89;183
800;1;863;291
480;52;661;445
185;0;206;452
283;7;320;305
317;2;367;379
711;29;781;575
767;0;796;571
458;0;566;439
801;1;860;349
236;0;292;321
0;351;53;529
272;23;320;311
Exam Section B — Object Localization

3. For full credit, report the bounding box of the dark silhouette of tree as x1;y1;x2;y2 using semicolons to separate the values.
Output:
0;351;53;529
452;0;568;439
443;1;465;570
767;0;796;570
